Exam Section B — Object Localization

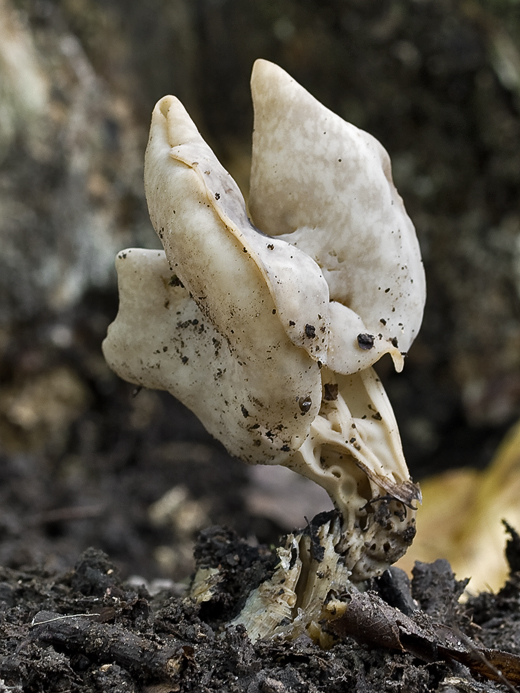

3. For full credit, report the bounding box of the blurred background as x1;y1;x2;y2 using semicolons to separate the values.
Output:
1;0;520;592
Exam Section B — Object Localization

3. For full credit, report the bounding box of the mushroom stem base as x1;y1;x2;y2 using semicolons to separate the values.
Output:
229;512;354;644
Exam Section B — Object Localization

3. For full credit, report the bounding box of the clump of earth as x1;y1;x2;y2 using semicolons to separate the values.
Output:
1;519;520;691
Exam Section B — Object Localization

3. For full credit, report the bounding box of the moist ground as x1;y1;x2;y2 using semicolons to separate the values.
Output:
1;523;520;692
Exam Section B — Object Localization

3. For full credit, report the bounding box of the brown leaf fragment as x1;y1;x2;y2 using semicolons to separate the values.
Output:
323;383;339;401
326;591;405;652
437;636;520;691
327;591;520;690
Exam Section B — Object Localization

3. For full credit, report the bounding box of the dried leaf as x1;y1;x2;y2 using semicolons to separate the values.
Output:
327;590;520;689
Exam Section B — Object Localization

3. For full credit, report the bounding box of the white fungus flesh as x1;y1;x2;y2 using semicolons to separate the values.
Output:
103;246;322;466
102;60;426;593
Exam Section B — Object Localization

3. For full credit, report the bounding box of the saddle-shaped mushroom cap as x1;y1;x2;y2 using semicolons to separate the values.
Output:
103;60;425;584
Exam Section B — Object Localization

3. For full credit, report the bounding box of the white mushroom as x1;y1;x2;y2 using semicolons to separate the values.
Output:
102;60;425;594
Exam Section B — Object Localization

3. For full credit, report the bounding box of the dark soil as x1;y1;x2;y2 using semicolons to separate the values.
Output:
1;524;520;692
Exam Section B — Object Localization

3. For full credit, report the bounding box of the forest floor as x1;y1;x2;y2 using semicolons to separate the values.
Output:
1;504;520;691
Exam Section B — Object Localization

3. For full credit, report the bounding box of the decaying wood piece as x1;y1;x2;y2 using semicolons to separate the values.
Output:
31;611;193;681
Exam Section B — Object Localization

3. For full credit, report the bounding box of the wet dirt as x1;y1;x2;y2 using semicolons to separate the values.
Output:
1;522;520;691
